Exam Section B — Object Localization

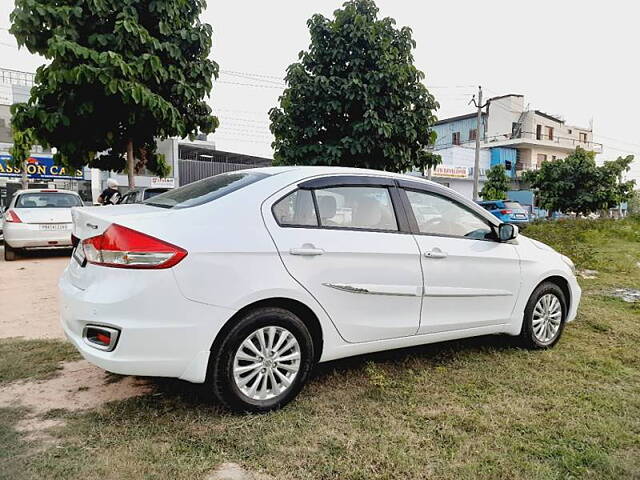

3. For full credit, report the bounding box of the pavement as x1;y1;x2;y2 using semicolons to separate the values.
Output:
0;244;70;339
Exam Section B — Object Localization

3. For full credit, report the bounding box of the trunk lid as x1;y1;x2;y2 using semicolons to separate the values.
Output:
71;204;165;239
14;207;73;224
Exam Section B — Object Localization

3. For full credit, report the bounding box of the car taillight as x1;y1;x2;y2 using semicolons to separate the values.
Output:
500;209;512;215
82;224;187;269
4;209;22;223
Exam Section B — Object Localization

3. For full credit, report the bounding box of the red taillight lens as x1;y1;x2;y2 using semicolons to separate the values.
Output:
5;210;22;223
82;224;187;269
500;209;512;214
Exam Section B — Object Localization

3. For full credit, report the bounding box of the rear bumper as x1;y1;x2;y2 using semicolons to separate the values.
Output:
506;217;530;224
4;222;73;248
59;264;234;383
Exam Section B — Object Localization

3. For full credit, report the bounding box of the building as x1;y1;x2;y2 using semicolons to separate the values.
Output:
0;67;272;207
430;93;602;199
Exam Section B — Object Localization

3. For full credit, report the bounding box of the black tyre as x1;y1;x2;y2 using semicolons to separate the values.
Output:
208;307;315;413
4;243;18;261
520;281;567;349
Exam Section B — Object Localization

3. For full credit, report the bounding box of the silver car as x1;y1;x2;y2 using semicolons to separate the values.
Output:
2;188;83;261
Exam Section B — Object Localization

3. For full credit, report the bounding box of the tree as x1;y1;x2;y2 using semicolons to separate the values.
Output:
522;147;636;216
10;0;218;187
628;190;640;217
480;164;510;200
269;0;440;173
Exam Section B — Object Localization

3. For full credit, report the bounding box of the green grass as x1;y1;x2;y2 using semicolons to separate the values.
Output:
1;219;639;480
0;338;80;384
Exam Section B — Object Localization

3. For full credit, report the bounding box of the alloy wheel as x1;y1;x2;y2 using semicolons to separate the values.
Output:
532;293;562;344
232;326;301;401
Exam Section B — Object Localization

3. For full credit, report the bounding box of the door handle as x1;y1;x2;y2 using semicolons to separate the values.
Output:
424;248;447;259
290;245;325;256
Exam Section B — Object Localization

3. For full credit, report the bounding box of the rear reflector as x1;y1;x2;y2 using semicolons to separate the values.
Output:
82;224;187;269
4;210;22;223
82;325;120;352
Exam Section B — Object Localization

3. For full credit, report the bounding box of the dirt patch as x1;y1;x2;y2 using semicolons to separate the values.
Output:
578;269;599;279
0;248;69;339
0;359;152;441
205;463;274;480
610;288;640;303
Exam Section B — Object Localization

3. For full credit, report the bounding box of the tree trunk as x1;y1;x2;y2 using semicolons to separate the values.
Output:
21;160;28;189
126;139;135;188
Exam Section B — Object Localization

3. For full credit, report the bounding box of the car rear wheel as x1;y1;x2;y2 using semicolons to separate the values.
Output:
520;282;566;349
4;243;18;261
208;307;315;413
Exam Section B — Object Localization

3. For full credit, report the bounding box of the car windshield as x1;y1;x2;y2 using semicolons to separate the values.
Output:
15;192;83;208
143;188;169;200
144;171;269;209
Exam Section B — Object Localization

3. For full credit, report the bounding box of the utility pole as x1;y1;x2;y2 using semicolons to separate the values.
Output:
470;86;489;201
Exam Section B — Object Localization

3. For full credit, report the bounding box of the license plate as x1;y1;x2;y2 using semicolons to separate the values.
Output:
73;245;86;266
514;214;526;218
39;224;69;231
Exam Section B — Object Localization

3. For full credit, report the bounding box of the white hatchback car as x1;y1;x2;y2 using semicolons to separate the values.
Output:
60;167;581;412
3;188;84;261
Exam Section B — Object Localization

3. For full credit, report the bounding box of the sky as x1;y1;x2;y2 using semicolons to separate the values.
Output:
1;0;639;182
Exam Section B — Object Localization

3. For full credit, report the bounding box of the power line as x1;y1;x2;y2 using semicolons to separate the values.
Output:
219;70;285;87
220;69;284;81
595;134;640;150
215;80;284;90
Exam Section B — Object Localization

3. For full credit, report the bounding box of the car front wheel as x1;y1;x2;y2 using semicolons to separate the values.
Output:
208;307;315;413
520;281;567;349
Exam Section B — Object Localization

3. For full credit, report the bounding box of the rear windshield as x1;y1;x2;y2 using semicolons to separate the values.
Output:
504;202;523;209
16;192;83;208
144;171;269;209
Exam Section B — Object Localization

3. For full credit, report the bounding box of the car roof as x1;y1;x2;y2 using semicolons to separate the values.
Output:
13;188;80;195
249;165;443;187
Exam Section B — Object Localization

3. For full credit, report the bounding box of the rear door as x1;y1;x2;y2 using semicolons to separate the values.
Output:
263;176;423;343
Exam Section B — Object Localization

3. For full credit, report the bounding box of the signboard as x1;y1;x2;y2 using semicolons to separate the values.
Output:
432;165;469;178
150;177;175;188
0;154;83;180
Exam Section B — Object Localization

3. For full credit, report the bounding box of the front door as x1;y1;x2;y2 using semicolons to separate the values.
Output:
402;188;521;334
263;179;423;343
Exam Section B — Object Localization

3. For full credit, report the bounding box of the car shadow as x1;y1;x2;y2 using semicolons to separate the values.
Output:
138;333;520;410
0;244;72;262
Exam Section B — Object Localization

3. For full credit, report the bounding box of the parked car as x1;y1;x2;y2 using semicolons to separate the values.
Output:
477;200;530;224
3;189;84;261
118;187;171;205
60;167;581;412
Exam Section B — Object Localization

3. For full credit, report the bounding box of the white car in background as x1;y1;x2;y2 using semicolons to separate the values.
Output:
3;189;83;261
60;167;581;412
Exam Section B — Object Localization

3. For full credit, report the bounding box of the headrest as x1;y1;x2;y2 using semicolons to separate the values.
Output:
353;197;382;227
318;195;337;219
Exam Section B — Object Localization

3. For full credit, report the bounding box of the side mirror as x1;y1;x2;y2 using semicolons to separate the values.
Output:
498;223;518;242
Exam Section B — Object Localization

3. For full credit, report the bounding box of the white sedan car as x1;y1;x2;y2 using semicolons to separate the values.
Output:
3;188;84;261
60;167;581;412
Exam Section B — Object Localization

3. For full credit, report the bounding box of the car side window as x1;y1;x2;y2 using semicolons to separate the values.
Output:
405;190;494;240
273;189;318;227
315;186;398;231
